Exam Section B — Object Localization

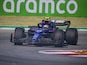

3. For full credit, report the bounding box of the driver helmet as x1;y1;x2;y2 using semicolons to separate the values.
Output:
44;17;50;21
44;17;51;24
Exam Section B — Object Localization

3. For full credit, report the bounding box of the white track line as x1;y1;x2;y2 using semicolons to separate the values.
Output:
38;50;87;57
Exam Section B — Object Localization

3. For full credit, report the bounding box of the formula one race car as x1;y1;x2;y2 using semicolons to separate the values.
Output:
10;20;78;47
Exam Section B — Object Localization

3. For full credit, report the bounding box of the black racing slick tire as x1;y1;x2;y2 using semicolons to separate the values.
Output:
66;28;78;45
14;27;25;45
54;30;64;47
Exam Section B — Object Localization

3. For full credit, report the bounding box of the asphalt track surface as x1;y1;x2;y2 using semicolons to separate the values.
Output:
0;29;87;65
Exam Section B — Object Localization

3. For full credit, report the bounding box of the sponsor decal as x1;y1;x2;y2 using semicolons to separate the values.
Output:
0;0;87;17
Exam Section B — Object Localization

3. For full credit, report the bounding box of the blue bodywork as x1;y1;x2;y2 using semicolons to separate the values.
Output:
31;21;56;42
32;29;43;42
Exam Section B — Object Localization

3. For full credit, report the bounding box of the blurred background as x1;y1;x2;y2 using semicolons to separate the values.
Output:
0;0;87;28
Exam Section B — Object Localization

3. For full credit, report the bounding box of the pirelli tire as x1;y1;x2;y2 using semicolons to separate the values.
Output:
14;27;25;45
54;30;64;47
66;28;78;45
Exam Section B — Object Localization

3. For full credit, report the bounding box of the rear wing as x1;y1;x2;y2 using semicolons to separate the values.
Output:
55;20;70;26
51;20;71;29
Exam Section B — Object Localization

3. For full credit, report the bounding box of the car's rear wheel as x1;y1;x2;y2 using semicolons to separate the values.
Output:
14;27;25;45
66;28;78;45
54;30;64;47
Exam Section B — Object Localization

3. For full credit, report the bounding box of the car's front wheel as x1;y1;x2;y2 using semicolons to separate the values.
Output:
14;27;25;45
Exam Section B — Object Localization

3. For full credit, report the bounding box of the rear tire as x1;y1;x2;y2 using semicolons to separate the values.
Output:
54;30;64;47
66;28;78;45
14;27;25;45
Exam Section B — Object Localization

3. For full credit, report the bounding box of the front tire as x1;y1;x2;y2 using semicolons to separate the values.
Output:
14;27;25;45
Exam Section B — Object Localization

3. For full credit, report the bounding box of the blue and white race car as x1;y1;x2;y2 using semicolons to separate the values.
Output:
10;19;78;47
